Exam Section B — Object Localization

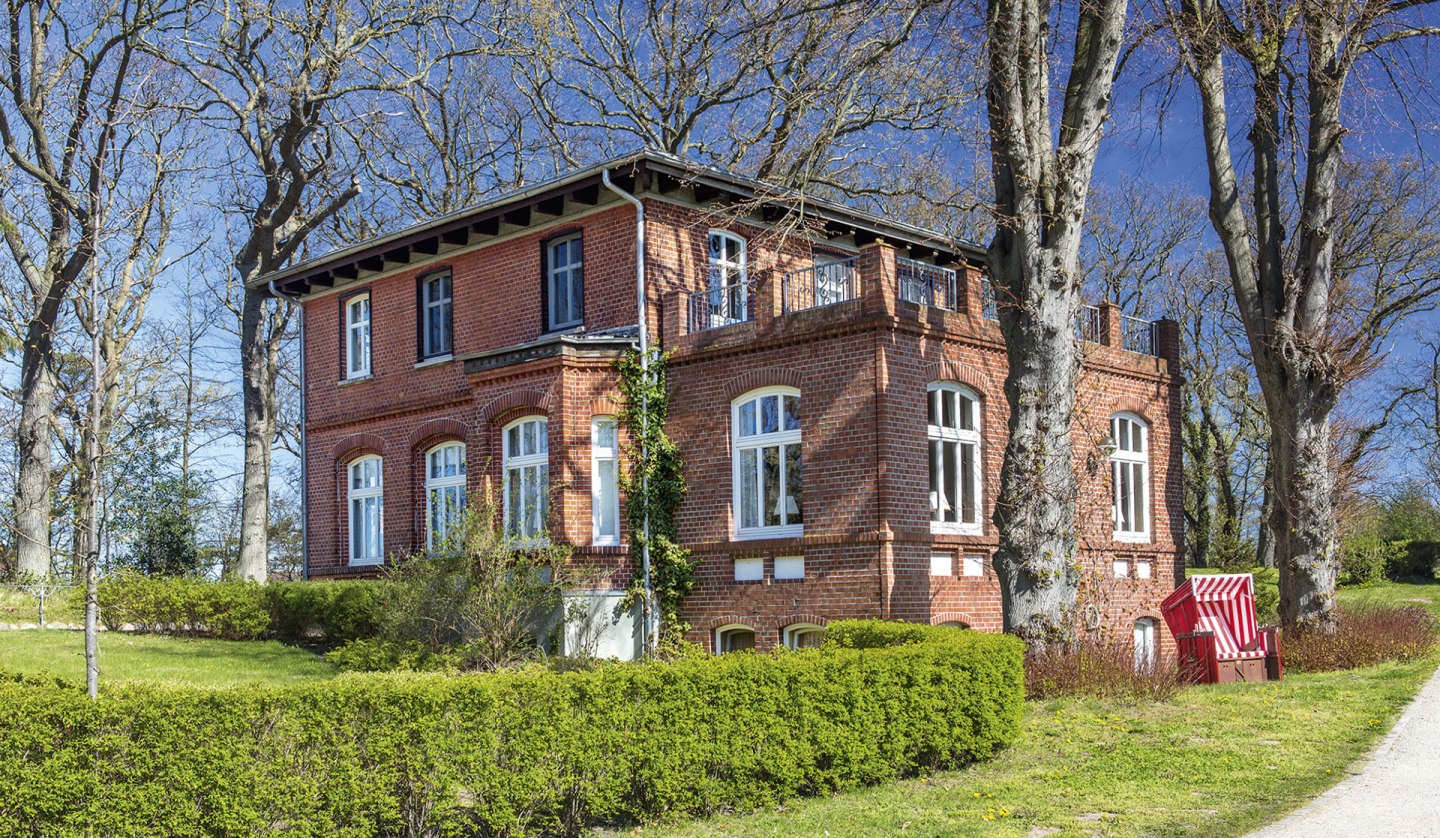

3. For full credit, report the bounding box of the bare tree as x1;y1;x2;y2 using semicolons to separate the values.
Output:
1168;0;1440;629
0;0;180;579
173;0;479;581
984;0;1129;646
505;0;975;198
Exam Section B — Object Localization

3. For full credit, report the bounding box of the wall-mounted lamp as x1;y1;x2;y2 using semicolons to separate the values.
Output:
1087;434;1118;475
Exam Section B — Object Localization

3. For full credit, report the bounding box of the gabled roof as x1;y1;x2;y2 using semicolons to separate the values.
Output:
256;149;986;298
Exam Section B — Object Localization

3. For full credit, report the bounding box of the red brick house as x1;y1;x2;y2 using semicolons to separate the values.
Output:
257;150;1183;661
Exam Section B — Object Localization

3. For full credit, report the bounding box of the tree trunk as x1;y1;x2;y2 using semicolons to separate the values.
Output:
984;0;1127;647
991;255;1084;643
236;288;275;582
1264;379;1339;630
15;338;55;580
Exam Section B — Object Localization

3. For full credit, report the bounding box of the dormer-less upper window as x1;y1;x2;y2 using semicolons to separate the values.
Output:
421;272;452;358
548;234;583;330
346;294;371;379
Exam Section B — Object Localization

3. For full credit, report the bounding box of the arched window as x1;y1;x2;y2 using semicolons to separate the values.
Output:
348;455;383;565
928;382;982;534
783;623;825;649
1134;617;1158;672
503;417;549;542
591;417;620;545
1111;413;1150;541
938;620;971;630
716;624;756;654
425;442;466;548
732;388;802;539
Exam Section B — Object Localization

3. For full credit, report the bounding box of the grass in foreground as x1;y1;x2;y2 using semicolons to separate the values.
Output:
642;657;1436;837
0;629;336;688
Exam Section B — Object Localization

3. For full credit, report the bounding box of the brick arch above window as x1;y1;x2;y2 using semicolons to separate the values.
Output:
479;388;555;426
924;359;993;395
408;418;471;451
930;611;980;629
776;613;829;630
588;395;622;417
330;433;386;463
723;367;803;402
703;614;762;633
1110;398;1154;424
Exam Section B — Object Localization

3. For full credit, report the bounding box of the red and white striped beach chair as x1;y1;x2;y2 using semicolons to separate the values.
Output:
1160;574;1282;684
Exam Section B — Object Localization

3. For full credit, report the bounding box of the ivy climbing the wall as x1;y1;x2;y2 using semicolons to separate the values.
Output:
616;348;696;654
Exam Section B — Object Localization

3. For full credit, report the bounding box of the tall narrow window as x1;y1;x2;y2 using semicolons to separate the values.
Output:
592;417;620;545
346;294;371;379
1134;617;1157;672
732;388;802;539
421;272;452;358
706;231;748;327
1111;413;1150;541
548;234;583;330
348;456;383;565
425;442;466;547
928;383;982;534
503;417;549;542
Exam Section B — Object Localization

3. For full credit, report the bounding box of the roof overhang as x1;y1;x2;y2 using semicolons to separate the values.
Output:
255;149;986;299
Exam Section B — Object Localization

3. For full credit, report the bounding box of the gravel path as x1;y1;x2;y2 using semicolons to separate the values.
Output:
1250;667;1440;837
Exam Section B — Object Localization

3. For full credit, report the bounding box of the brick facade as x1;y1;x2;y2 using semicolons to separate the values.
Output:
274;154;1184;661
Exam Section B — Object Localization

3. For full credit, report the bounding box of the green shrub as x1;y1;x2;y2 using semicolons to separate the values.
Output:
1391;540;1440;580
97;573;269;640
823;619;970;649
323;638;461;672
98;574;384;646
264;580;385;645
0;623;1023;837
1340;532;1404;587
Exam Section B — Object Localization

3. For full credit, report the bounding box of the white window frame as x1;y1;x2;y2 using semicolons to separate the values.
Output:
345;294;371;379
928;382;983;535
503;417;549;544
425;442;466;548
1134;617;1158;672
348;455;383;566
715;624;756;654
783;623;825;649
731;386;803;540
548;233;583;330
591;416;621;546
1111;413;1151;543
421;273;452;358
707;230;749;328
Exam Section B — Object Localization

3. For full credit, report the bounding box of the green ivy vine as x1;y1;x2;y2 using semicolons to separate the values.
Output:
616;347;695;653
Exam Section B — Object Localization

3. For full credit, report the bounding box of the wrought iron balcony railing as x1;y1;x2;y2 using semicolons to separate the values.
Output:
689;279;754;332
896;257;958;310
783;257;859;313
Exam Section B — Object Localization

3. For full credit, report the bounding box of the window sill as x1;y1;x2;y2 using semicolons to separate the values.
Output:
1113;532;1151;544
415;354;453;369
348;558;383;567
339;374;373;386
931;523;984;537
733;525;803;542
592;538;621;548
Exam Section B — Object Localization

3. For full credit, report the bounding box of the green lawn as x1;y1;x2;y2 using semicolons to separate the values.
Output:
1338;577;1440;618
0;629;337;688
643;660;1436;837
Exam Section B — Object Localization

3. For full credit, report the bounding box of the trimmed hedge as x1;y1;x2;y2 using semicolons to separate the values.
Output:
0;622;1023;836
823;618;971;649
96;573;384;645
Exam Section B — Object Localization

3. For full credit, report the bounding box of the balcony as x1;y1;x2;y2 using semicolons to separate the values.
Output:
689;279;754;332
673;245;1170;361
782;257;859;313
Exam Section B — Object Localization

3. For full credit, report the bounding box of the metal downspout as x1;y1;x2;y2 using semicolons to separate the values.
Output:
601;168;657;654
